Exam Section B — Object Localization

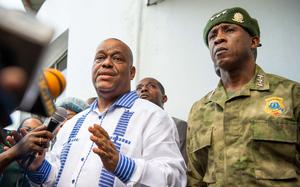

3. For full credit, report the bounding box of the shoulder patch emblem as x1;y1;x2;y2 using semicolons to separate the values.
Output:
232;12;244;23
264;97;285;116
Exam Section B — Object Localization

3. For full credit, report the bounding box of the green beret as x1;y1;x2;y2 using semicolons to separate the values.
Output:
203;7;260;46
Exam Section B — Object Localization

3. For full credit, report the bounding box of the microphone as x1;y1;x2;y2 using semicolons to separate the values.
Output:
18;68;66;117
45;106;67;133
23;107;67;169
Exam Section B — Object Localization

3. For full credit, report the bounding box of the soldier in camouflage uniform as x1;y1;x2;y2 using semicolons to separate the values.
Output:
187;7;300;187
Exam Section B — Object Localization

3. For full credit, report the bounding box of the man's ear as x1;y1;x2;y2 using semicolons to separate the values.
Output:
130;66;136;80
162;95;168;104
251;36;260;49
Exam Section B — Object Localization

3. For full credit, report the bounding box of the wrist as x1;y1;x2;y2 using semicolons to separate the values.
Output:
5;146;19;159
0;147;17;170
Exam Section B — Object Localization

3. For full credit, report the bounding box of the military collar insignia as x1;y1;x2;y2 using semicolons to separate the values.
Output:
232;12;244;23
251;66;269;91
264;97;285;116
256;74;264;87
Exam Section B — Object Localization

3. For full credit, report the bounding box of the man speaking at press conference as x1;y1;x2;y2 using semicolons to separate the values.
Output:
25;38;186;187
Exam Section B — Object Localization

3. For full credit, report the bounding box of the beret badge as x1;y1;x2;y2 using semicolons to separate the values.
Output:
232;12;244;23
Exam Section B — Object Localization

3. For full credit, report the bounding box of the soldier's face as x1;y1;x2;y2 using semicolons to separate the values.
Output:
207;23;253;71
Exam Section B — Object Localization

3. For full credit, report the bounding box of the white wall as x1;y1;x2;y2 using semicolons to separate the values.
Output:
0;0;24;10
38;0;300;121
66;0;142;101
37;0;70;39
139;0;300;120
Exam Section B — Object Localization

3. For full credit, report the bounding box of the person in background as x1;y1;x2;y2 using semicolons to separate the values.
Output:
56;97;88;121
18;116;43;132
86;96;97;106
187;7;300;186
136;77;188;163
0;116;44;186
54;97;88;132
26;38;186;186
50;97;88;147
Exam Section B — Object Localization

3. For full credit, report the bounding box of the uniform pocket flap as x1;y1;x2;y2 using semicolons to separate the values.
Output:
251;120;297;143
255;168;297;180
190;127;213;152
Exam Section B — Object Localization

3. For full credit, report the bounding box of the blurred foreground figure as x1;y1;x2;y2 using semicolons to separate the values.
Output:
0;6;53;174
0;7;54;126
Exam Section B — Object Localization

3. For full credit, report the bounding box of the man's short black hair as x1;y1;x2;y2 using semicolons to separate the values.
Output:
156;80;165;95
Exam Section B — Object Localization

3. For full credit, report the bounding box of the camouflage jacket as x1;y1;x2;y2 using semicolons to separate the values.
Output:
187;65;300;187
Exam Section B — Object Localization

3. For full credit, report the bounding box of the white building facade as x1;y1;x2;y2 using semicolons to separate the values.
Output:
6;0;300;121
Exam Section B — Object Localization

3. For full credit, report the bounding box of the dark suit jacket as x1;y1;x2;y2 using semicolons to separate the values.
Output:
172;117;187;164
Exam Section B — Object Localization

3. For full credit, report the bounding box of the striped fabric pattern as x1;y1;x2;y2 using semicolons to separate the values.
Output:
27;91;138;186
98;110;135;186
53;112;90;187
27;160;52;184
113;154;136;182
27;118;92;186
98;92;137;187
52;101;99;186
114;91;138;108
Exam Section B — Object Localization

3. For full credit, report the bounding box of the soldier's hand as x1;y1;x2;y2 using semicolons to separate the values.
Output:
89;124;119;172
